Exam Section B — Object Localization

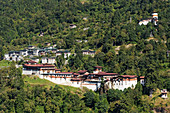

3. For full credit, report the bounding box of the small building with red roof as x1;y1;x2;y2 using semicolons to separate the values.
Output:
140;76;145;86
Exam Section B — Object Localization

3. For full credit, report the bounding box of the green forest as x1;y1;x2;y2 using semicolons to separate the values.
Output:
0;0;169;112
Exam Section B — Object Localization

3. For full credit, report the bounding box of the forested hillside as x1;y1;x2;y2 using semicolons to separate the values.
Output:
0;0;169;50
0;0;169;112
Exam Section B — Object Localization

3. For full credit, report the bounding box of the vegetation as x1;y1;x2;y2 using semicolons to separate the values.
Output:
0;60;11;68
23;75;87;96
0;0;169;112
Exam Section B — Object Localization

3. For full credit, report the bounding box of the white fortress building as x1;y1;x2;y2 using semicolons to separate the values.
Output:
23;62;140;91
139;12;158;26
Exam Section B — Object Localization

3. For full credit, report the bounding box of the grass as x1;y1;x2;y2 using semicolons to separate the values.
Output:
0;60;11;68
23;75;88;97
80;0;89;4
23;75;57;88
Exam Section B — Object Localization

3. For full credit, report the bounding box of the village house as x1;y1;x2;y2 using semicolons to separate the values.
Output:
42;57;56;64
82;50;96;57
32;49;39;56
38;49;46;56
56;50;71;58
83;17;88;21
69;24;77;29
140;76;145;86
28;45;35;49
45;42;51;46
139;13;158;26
4;54;10;61
20;50;28;57
27;50;34;56
39;32;44;37
4;51;23;62
139;19;152;25
83;27;89;31
161;89;168;99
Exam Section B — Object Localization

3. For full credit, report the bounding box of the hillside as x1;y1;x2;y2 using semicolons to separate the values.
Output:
23;75;88;97
0;0;169;51
0;0;169;112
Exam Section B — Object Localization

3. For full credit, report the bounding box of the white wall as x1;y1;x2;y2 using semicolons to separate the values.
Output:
112;80;137;90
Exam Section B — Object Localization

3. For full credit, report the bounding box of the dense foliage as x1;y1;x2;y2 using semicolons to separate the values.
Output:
0;0;169;112
0;0;169;51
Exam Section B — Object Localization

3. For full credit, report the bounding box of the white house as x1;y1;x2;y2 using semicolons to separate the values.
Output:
161;89;168;99
20;50;28;57
82;50;96;57
56;50;71;58
4;54;10;60
42;57;56;64
139;19;152;25
69;24;77;29
140;76;145;86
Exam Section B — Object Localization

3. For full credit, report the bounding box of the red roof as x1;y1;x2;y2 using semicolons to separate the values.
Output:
27;60;37;63
41;68;55;70
95;66;102;68
84;73;89;75
98;72;118;75
71;78;82;81
55;69;61;71
98;72;106;75
140;76;145;79
24;64;55;67
59;72;73;74
89;73;97;75
78;70;87;73
73;73;79;75
121;75;137;78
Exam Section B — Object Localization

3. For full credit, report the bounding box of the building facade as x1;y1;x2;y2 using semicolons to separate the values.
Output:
23;64;140;91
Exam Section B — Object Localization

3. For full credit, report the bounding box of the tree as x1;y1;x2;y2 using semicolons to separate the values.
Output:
95;94;109;113
107;89;122;103
83;91;96;108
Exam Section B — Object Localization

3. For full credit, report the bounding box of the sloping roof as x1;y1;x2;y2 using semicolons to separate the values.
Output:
58;72;73;74
71;78;82;81
140;76;145;79
98;72;118;75
24;64;55;67
121;75;137;78
95;66;102;68
78;70;87;73
27;60;37;63
73;73;79;75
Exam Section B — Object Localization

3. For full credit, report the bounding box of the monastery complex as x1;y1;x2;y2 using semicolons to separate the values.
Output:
23;61;143;91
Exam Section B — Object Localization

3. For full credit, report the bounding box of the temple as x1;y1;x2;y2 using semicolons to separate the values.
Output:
23;62;139;91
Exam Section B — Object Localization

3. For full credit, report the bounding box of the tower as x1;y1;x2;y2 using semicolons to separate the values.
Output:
152;13;158;25
152;13;158;20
